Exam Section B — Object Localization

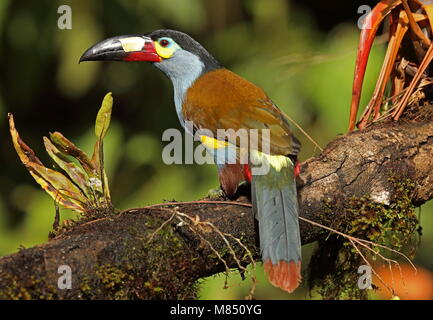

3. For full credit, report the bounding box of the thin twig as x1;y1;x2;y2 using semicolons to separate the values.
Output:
299;216;416;271
348;238;396;297
127;198;417;297
284;113;323;152
146;211;177;245
173;210;257;298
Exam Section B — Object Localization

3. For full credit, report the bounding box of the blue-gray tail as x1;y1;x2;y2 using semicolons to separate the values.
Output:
251;155;302;293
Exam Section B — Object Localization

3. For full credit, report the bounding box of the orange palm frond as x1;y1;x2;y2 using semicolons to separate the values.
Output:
349;0;433;131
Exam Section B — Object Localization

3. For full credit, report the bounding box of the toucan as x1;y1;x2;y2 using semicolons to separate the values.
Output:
80;29;302;293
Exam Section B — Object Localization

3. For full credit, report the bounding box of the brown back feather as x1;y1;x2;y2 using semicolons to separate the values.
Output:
183;69;300;156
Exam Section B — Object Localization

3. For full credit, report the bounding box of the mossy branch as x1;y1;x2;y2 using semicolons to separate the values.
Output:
1;113;433;299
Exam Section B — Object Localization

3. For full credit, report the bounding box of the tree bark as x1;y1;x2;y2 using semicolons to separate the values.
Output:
1;119;432;299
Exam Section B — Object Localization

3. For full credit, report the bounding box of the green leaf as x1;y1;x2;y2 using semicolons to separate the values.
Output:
92;92;113;203
43;136;94;202
8;92;114;214
49;131;109;207
49;131;96;176
9;113;44;167
95;92;113;140
29;171;86;213
9;114;88;212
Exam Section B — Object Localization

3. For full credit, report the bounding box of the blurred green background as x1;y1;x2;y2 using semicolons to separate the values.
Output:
0;0;432;300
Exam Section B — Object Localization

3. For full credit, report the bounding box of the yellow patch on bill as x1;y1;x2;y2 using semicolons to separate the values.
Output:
119;37;146;52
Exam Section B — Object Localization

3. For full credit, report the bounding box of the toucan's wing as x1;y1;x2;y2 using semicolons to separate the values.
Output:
183;68;300;156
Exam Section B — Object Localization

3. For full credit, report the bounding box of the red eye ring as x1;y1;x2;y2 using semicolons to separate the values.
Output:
160;39;169;47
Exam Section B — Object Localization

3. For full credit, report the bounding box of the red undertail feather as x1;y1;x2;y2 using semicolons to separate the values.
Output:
243;164;252;182
264;260;302;293
294;160;301;177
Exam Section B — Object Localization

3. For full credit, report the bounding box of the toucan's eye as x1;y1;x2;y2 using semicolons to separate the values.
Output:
155;38;178;59
159;39;169;47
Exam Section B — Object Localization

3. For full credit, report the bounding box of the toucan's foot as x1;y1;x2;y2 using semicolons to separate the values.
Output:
206;187;224;199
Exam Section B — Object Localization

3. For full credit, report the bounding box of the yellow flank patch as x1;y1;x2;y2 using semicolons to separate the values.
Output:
200;136;229;149
155;41;175;59
250;150;292;172
119;37;146;52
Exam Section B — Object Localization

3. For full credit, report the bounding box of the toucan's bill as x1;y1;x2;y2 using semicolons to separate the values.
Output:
79;35;161;63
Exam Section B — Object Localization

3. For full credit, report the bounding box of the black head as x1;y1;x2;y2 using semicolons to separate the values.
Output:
147;29;221;73
80;29;222;72
79;29;223;104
